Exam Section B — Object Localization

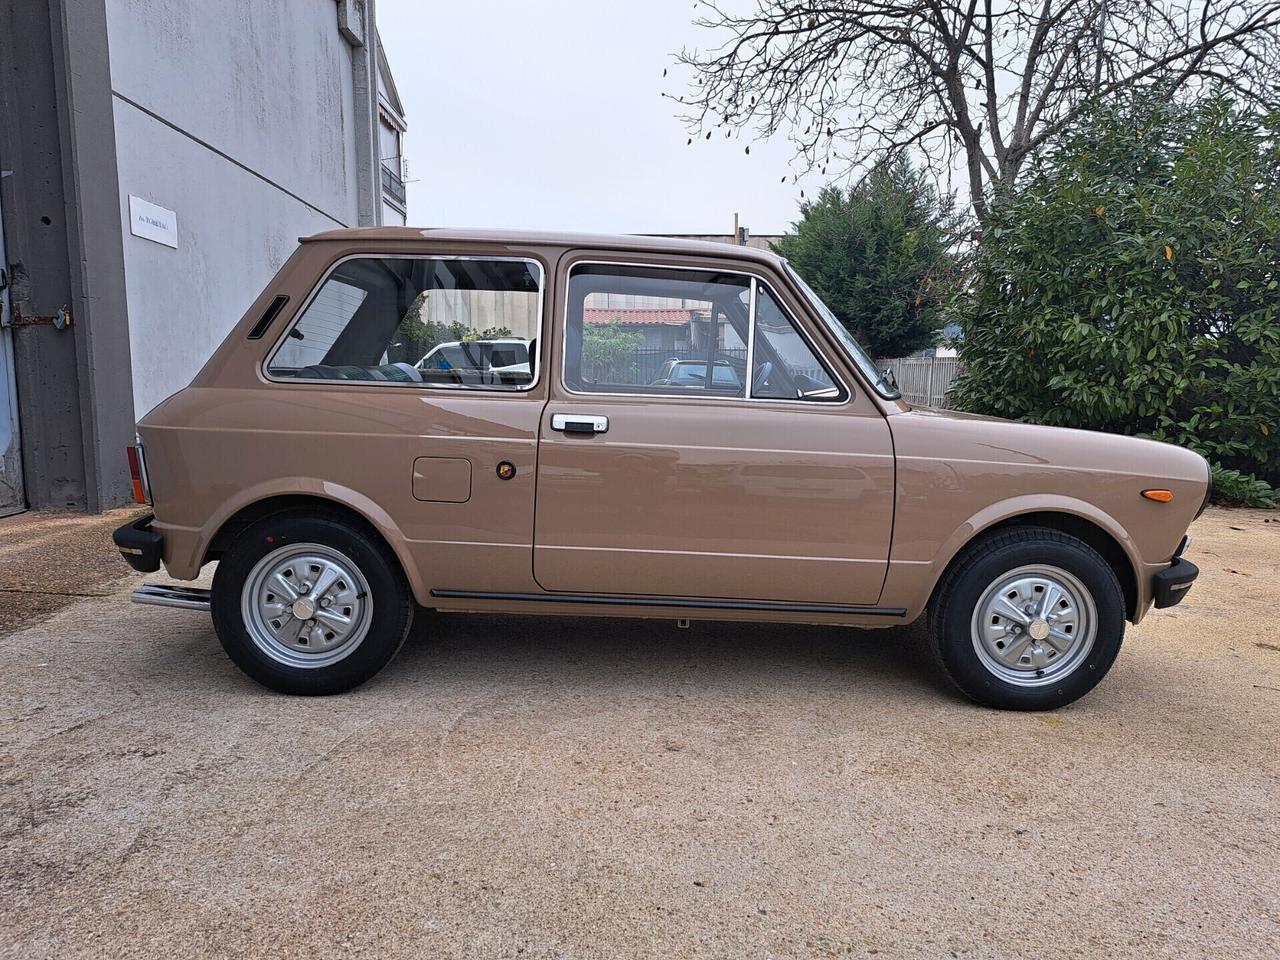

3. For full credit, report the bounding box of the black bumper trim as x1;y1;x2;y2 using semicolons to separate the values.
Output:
112;513;163;573
1153;556;1199;609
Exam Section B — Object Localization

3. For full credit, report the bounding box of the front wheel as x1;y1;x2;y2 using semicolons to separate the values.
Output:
928;527;1126;710
211;512;414;695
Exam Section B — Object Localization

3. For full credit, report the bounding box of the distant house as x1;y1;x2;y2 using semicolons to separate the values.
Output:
585;307;706;353
646;233;785;252
910;322;963;358
584;307;746;355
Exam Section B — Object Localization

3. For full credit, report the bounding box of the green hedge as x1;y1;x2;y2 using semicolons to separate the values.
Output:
951;96;1279;507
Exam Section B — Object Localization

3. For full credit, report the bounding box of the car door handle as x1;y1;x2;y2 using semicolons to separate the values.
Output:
551;414;608;435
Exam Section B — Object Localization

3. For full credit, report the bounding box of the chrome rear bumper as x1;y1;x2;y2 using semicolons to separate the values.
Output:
131;583;211;611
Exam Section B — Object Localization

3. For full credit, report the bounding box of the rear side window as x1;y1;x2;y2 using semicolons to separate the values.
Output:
267;256;542;389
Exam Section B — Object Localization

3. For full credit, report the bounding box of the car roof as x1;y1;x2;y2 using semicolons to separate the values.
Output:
299;226;784;268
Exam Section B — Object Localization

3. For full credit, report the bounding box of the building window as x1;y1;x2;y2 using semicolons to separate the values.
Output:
379;115;405;210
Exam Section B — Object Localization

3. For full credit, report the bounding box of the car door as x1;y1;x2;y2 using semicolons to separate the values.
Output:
533;255;895;607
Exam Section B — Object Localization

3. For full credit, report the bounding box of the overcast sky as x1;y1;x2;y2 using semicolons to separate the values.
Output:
376;0;828;236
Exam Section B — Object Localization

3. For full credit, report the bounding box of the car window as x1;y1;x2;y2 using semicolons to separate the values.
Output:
783;261;897;399
564;263;749;398
268;256;542;389
751;286;842;401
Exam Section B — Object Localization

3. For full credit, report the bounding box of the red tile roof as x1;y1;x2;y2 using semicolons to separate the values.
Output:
584;307;710;326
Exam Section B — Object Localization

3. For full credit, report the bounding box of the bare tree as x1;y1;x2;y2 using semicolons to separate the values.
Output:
673;1;1280;221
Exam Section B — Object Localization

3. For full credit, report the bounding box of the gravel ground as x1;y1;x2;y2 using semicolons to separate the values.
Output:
1;507;1278;959
0;508;146;634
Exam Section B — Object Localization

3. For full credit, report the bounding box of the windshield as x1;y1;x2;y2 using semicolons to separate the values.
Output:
782;262;902;400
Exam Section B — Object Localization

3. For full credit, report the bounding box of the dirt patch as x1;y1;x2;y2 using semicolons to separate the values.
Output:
0;508;147;635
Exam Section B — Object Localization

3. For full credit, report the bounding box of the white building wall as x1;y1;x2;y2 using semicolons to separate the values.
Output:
112;109;344;416
104;0;374;417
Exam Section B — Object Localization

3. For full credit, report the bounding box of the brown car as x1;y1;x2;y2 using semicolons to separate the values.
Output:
113;228;1208;709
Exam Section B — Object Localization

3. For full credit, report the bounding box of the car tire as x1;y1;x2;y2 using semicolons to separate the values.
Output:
211;511;414;695
928;526;1126;710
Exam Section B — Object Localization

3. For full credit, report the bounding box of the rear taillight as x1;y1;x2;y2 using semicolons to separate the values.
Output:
126;443;151;504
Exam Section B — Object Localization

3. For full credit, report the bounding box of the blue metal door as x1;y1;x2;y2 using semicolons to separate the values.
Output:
0;193;24;516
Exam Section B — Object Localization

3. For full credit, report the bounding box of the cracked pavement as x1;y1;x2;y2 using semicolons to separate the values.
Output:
1;508;1278;958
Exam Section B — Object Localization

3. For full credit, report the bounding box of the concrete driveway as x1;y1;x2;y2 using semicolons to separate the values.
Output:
2;508;1278;959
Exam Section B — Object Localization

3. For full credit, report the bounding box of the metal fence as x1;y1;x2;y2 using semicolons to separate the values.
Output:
876;356;964;408
581;346;912;396
381;164;406;206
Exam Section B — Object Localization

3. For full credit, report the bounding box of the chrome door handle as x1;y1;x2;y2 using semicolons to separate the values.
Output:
551;414;608;435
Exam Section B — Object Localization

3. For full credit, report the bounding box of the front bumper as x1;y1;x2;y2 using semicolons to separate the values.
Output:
1153;556;1199;608
112;513;163;573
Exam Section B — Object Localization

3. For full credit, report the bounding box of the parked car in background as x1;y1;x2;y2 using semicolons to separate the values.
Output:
114;228;1209;709
651;358;742;391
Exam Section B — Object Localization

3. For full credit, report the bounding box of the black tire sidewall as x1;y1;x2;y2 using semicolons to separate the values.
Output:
935;536;1125;710
211;513;412;695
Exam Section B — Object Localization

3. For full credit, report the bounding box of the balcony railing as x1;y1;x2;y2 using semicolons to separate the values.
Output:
381;163;406;207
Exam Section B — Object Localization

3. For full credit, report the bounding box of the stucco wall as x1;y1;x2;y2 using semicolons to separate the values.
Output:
113;107;343;417
106;0;359;225
105;0;364;417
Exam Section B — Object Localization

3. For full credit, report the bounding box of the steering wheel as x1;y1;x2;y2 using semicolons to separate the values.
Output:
752;360;774;394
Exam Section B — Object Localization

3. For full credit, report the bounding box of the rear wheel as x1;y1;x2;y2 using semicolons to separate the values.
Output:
928;527;1126;710
211;512;413;695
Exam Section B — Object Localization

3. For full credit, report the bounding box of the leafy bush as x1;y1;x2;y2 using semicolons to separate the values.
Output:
581;321;644;382
1211;465;1278;509
391;291;513;363
951;96;1280;506
773;160;959;358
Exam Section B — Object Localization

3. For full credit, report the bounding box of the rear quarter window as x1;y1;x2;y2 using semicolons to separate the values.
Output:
267;256;543;390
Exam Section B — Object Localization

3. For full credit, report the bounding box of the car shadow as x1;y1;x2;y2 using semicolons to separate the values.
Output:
381;611;953;702
108;596;954;703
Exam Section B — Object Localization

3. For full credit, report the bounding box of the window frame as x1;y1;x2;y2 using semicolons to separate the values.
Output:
560;259;849;405
261;253;547;393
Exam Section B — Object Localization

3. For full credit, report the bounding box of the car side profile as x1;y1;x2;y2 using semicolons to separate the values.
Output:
114;228;1208;709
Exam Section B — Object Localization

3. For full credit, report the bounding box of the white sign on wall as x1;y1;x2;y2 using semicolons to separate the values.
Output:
128;196;178;249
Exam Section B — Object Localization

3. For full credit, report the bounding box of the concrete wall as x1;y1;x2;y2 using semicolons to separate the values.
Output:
106;0;360;225
0;0;138;511
105;0;367;417
112;108;348;417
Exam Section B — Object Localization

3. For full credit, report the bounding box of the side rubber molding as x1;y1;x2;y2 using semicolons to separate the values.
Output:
1153;556;1199;608
430;589;907;617
112;513;163;573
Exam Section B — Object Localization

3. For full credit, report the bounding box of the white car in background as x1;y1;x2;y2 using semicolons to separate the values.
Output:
414;338;532;384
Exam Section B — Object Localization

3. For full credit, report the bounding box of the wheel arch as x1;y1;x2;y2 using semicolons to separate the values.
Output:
197;483;429;606
930;500;1142;622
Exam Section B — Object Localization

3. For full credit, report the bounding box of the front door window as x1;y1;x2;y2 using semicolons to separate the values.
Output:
564;263;749;398
563;262;845;403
